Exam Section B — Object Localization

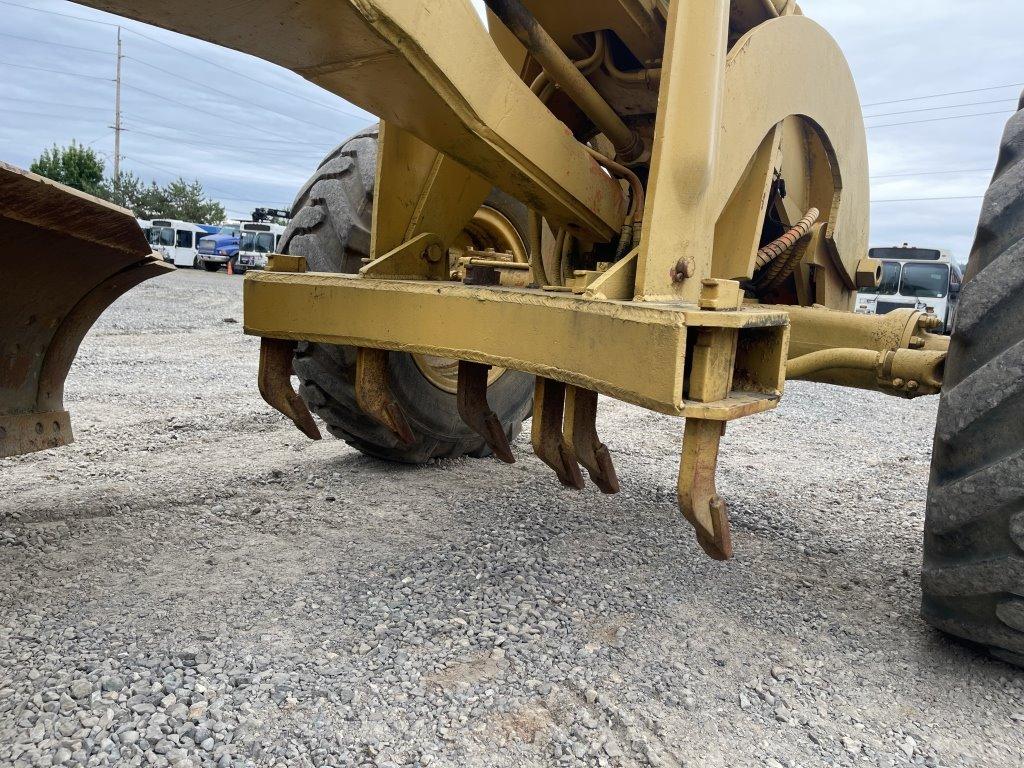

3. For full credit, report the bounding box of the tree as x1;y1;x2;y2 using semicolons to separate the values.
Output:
132;181;171;221
30;142;108;198
29;142;227;223
106;171;145;211
159;178;225;223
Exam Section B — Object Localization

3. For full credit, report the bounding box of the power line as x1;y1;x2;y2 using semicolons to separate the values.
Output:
127;126;328;159
864;98;1019;120
872;195;984;204
117;83;327;145
0;30;113;55
125;56;354;137
2;0;368;122
0;0;121;28
863;83;1024;108
122;27;369;122
131;122;330;156
870;168;992;180
0;59;112;81
3;106;108;122
867;109;1012;130
86;131;113;147
0;94;110;112
122;155;293;208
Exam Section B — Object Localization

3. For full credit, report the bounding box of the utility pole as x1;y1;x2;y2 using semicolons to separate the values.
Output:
112;26;123;180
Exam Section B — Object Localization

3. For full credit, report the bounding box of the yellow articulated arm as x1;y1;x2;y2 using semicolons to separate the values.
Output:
70;0;626;243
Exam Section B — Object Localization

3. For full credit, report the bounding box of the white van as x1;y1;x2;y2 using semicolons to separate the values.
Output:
235;222;285;272
148;220;214;268
855;246;964;334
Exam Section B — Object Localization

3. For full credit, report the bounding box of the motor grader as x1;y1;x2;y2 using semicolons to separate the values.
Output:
2;0;1022;668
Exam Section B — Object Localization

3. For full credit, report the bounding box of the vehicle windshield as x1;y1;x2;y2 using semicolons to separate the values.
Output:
239;232;258;252
900;263;949;299
152;227;174;247
255;232;275;253
875;261;901;296
218;226;240;237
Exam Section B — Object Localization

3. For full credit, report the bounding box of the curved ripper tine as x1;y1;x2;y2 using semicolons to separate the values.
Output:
258;338;322;440
677;418;733;560
531;377;585;490
355;348;416;446
564;386;619;494
457;361;515;463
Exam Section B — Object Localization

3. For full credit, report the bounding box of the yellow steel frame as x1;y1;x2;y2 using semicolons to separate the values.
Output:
244;272;789;418
69;0;935;560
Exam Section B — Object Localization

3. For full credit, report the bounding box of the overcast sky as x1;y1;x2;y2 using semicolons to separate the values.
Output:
2;0;1022;259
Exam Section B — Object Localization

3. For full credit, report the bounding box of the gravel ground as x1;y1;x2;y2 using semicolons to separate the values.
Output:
1;269;1022;768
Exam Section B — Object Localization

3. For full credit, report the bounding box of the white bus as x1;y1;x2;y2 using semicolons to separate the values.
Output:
148;220;218;268
855;245;964;334
235;222;285;272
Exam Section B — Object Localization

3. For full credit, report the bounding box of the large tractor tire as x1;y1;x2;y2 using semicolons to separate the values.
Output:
922;94;1024;667
282;127;535;463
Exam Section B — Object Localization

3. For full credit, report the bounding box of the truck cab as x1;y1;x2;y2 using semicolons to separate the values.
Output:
197;225;241;272
855;246;964;334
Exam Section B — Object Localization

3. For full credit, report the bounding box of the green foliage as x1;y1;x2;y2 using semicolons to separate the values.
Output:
30;142;107;197
159;178;226;224
106;171;144;210
29;142;227;224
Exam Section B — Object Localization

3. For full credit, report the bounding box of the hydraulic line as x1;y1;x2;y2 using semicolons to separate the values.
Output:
786;349;881;379
583;145;646;257
601;31;662;88
531;32;604;97
754;207;820;270
484;0;645;161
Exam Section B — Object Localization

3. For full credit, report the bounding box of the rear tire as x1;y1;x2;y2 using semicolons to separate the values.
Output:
922;93;1024;668
282;127;534;464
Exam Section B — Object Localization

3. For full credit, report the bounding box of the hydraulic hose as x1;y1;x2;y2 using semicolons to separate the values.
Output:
601;31;661;88
484;0;645;162
754;208;820;271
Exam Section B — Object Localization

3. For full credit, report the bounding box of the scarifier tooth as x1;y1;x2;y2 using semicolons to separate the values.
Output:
564;386;619;494
456;361;515;463
258;338;322;440
531;377;585;489
678;419;733;560
354;348;416;446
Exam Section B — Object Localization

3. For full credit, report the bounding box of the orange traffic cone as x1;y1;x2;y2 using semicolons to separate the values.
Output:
227;259;234;276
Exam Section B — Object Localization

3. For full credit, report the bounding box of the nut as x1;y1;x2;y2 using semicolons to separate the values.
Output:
423;244;445;264
855;258;883;290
